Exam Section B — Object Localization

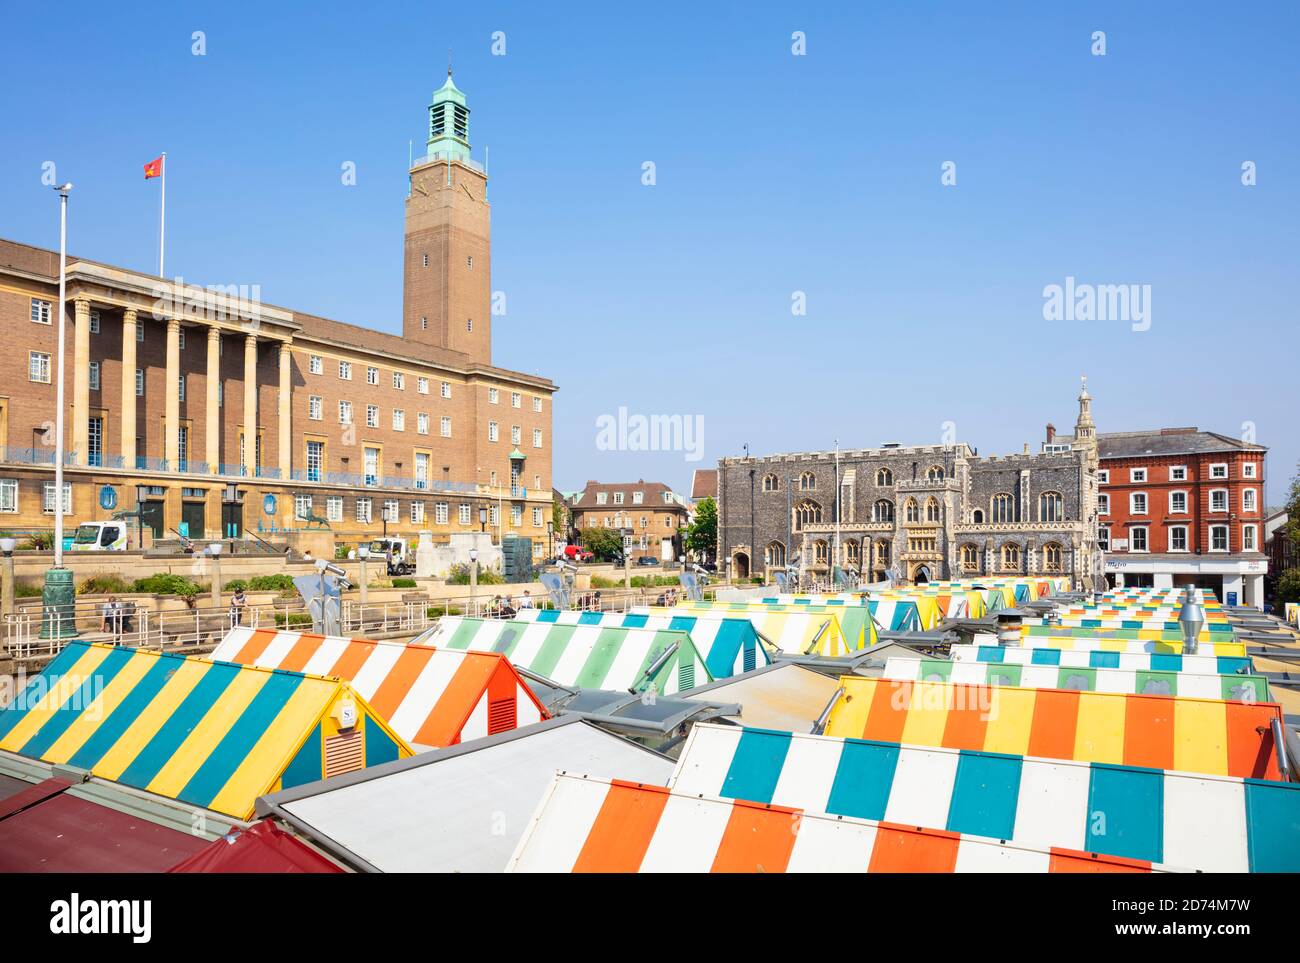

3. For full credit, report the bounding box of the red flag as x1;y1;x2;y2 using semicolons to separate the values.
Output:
143;156;164;179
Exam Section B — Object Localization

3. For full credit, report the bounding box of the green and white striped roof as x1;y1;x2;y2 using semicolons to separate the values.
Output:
421;617;712;694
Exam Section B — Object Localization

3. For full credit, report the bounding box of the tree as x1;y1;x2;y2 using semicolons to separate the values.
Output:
1276;569;1300;607
685;497;717;562
578;526;624;562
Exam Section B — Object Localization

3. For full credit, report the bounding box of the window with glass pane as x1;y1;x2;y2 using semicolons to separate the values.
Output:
306;441;324;482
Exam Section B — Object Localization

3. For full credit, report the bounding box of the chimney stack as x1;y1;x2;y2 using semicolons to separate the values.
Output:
1046;423;1056;443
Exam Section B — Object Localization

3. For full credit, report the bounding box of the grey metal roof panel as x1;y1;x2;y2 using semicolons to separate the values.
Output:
259;717;674;872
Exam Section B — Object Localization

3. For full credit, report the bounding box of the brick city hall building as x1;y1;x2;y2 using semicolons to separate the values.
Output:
0;71;555;551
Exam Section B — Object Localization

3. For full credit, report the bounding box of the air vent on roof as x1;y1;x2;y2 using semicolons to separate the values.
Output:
488;697;516;735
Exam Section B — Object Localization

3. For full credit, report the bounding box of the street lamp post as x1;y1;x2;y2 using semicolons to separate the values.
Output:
41;183;77;641
358;545;370;607
208;542;223;613
469;546;479;615
479;506;487;533
1;537;16;620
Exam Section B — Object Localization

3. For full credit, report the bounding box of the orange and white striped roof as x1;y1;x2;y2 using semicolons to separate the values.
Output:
211;628;547;749
507;774;1185;873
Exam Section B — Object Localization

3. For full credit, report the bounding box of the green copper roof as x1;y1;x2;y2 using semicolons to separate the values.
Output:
426;69;470;161
509;448;525;460
432;69;466;107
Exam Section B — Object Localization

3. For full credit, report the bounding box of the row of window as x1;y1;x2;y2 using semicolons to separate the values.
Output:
1102;488;1259;516
592;490;676;506
1101;463;1258;483
788;492;1066;528
758;538;1065;573
762;465;944;493
290;493;543;529
1098;523;1258;553
0;479;72;514
575;514;677;530
311;355;545;413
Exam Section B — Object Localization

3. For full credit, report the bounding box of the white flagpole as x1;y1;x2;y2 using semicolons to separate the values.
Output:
158;152;167;277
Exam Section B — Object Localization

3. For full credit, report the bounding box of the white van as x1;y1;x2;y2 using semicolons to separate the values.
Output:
71;520;128;552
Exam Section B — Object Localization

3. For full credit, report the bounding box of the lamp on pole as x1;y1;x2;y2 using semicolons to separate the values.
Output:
479;506;487;533
1;537;16;619
207;542;223;612
357;544;370;607
41;183;77;641
469;546;479;614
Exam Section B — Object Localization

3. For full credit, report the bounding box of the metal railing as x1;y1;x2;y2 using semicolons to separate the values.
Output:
1;599;295;664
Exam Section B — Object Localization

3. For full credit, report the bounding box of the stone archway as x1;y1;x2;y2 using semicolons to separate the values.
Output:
732;551;751;579
911;563;933;584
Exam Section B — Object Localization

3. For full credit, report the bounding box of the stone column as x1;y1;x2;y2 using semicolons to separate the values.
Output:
243;334;258;474
206;326;221;472
120;309;138;468
72;298;91;465
164;319;181;467
278;342;292;478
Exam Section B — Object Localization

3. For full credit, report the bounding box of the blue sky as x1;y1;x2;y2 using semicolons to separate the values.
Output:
2;1;1296;502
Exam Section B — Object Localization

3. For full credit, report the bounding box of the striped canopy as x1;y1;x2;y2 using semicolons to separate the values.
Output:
637;605;857;656
506;773;1180;873
0;642;411;819
824;676;1285;780
210;628;547;749
881;657;1271;702
419;617;711;694
513;609;768;678
950;644;1255;677
1014;632;1245;657
671;601;874;651
668;724;1300;872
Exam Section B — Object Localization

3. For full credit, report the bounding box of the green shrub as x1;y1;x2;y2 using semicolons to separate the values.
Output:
248;574;297;592
392;577;417;588
22;532;53;551
334;545;350;560
590;575;619;589
77;575;133;595
426;605;464;618
446;563;503;586
274;612;314;628
132;573;203;597
15;582;43;598
223;578;249;592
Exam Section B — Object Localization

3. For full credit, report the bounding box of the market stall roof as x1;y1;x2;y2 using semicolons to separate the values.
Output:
0;753;224;872
210;628;547;749
824;676;1285;780
669;723;1300;872
0;642;412;819
636;605;856;657
168;819;344;873
949;644;1254;676
883;657;1271;701
417;618;711;694
258;717;674;872
681;663;841;733
514;609;770;679
506;773;1184;873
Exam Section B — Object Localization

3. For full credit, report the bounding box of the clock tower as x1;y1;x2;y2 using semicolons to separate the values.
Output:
403;69;491;363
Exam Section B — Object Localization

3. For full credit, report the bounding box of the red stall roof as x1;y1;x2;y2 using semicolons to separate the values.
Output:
168;820;345;873
0;789;209;873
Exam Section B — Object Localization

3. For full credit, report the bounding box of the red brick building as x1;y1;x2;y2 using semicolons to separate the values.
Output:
1096;428;1267;605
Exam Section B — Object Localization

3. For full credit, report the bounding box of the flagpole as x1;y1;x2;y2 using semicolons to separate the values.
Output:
158;152;167;277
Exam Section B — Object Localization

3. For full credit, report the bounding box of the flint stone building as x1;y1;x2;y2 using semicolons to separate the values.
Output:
717;382;1101;587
